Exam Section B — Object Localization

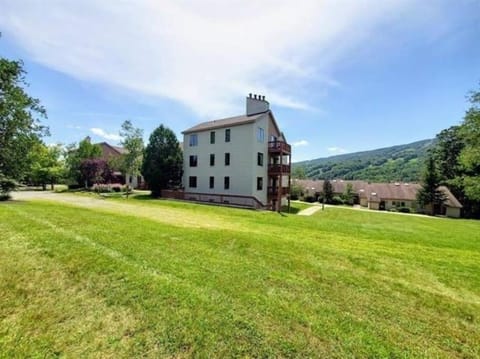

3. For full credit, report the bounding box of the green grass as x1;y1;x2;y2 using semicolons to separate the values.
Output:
1;195;479;358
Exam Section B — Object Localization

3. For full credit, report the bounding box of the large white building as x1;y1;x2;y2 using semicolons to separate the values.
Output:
181;94;291;211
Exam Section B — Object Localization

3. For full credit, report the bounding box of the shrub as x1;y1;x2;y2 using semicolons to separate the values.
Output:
0;174;17;198
0;193;11;201
398;207;411;213
303;195;316;203
331;196;344;205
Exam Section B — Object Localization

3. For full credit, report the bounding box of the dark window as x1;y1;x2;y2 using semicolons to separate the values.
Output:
210;153;215;166
224;176;230;190
257;177;263;190
257;152;264;166
225;128;231;142
210;131;215;144
225;153;230;166
189;134;198;146
209;176;214;189
189;155;198;167
189;176;197;188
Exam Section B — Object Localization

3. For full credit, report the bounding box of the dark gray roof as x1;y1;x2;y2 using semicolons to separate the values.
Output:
182;112;266;134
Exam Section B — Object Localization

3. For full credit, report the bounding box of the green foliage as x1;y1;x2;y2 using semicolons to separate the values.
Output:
64;138;102;186
292;165;306;179
430;85;480;217
322;179;334;204
141;124;182;197
459;89;480;201
27;143;65;190
294;139;433;182
331;195;344;205
119;120;144;188
0;51;48;182
289;183;303;200
416;156;446;215
0;173;17;199
341;183;355;205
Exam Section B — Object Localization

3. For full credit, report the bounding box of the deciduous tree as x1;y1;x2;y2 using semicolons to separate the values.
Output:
27;143;64;190
0;46;48;194
119;120;144;190
65;137;102;187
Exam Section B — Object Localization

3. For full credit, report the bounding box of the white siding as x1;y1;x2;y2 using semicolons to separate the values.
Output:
183;115;269;205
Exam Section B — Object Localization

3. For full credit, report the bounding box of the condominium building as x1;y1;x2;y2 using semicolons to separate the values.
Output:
181;94;291;211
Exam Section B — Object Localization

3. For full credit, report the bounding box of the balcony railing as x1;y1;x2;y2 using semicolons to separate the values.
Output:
268;164;291;174
268;186;289;196
268;141;291;153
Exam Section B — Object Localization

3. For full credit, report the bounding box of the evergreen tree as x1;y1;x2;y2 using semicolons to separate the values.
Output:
416;156;445;215
322;179;334;204
142;125;182;197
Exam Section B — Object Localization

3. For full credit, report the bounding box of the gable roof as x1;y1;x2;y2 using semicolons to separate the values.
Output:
295;179;463;208
97;142;128;156
182;112;266;134
439;186;463;208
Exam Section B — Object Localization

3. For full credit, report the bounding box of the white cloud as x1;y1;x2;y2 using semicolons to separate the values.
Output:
292;140;309;147
327;146;348;155
90;128;121;141
0;0;418;117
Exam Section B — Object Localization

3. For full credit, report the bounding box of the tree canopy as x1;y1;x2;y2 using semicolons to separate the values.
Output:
142;125;182;197
119;120;144;188
27;143;64;190
64;137;102;187
0;53;48;184
416;156;445;215
430;85;480;217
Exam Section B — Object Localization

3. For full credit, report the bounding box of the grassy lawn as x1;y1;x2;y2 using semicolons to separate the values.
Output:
1;195;479;358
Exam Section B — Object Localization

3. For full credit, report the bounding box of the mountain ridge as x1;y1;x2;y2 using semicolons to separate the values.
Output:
293;139;435;182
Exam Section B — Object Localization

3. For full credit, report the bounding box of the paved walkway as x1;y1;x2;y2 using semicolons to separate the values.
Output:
297;205;323;216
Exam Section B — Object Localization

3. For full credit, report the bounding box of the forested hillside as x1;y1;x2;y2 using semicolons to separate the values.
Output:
294;139;434;182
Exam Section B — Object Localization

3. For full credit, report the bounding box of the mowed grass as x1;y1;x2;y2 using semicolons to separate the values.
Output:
1;195;479;358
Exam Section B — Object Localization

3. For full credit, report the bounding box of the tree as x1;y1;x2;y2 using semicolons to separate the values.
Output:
416;156;445;215
459;88;480;201
292;165;307;179
433;126;465;181
342;183;355;205
79;159;112;188
322;179;334;204
64;137;102;187
0;47;48;195
27;143;64;190
119;120;144;190
142;125;182;197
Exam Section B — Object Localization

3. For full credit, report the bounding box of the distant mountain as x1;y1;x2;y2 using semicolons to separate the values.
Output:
294;139;435;182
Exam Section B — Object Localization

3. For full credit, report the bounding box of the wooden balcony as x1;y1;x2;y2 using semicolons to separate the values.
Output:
268;141;291;154
268;164;291;175
267;186;289;196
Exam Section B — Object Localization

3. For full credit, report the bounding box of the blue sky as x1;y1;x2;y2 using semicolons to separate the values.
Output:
1;0;479;162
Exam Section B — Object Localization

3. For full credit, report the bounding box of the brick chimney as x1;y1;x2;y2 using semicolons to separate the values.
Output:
246;93;269;116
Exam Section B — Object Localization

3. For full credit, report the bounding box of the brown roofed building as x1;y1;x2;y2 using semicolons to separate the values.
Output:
295;179;462;217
